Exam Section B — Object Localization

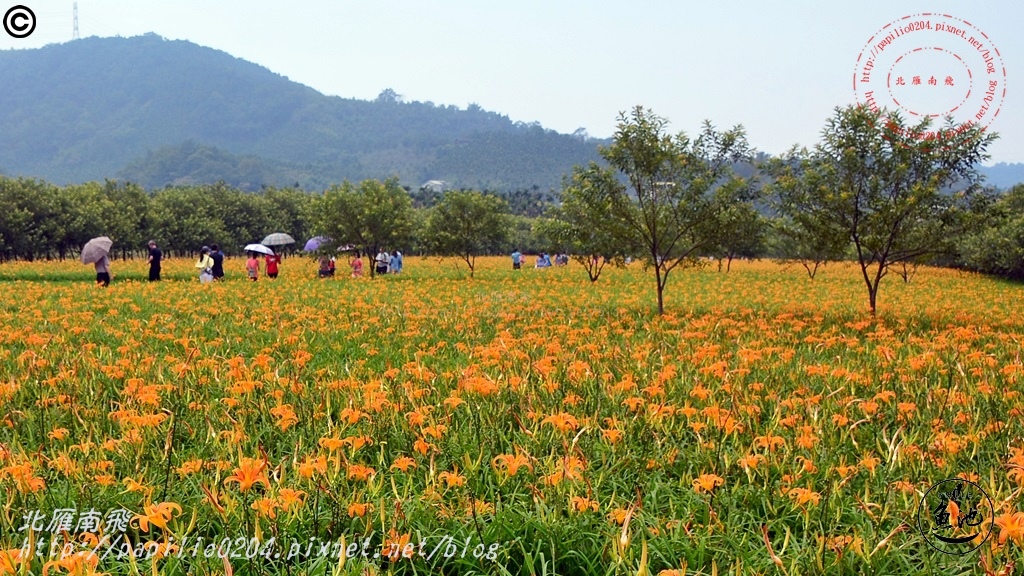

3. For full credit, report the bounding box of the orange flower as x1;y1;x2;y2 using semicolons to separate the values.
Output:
493;452;533;477
297;456;327;479
42;551;102;576
348;501;373;518
391;456;417;473
570;496;599;513
123;477;149;493
754;435;786;452
439;469;466;488
278;488;306;512
542;412;580;434
787;487;822;507
251;497;278;519
602;428;623;444
319;436;346;452
413;438;436;455
269;404;299;431
224;457;270;493
346;464;376;482
692;474;724;494
0;549;27;574
342;435;372;451
737;453;765;472
609;508;630;525
134;501;181;532
381;529;414;560
176;459;204;476
994;511;1024;545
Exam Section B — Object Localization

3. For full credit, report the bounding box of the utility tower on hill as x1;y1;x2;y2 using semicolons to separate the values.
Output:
73;2;79;40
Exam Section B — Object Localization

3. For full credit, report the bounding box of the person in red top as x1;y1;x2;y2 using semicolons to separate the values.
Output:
265;253;280;279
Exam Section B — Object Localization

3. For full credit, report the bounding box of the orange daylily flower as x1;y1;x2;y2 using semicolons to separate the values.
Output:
224;457;270;493
692;474;725;494
346;464;376;482
542;412;579;434
134;501;181;532
493;452;533;477
994;511;1024;545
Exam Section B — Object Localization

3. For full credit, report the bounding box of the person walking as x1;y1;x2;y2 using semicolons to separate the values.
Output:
266;253;280;279
95;254;111;286
511;249;522;270
375;249;389;276
196;247;215;284
246;252;260;281
350;252;363;278
328;256;336;277
210;244;225;281
147;240;162;281
389;251;401;274
318;255;331;278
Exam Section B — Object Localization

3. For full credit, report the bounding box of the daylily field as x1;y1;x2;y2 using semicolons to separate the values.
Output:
1;256;1023;576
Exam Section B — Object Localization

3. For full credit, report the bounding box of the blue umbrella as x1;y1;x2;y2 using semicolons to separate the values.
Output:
304;236;331;252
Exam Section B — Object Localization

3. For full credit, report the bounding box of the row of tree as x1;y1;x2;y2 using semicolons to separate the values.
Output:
1;103;1021;313
539;104;1015;314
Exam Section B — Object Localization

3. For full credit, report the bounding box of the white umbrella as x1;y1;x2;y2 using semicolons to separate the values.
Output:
244;244;274;255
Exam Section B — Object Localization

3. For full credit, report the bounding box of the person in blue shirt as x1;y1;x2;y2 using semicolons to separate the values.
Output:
511;249;522;270
389;251;402;274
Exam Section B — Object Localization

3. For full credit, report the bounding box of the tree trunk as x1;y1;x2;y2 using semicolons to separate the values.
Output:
655;265;665;315
726;256;733;272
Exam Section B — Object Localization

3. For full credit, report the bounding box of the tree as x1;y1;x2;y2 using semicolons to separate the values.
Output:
423;190;509;278
314;178;415;277
148;186;231;257
704;201;768;272
103;180;150;259
768;215;849;280
541;165;629;282
768;105;996;314
956;184;1024;278
573;106;751;314
763;149;850;279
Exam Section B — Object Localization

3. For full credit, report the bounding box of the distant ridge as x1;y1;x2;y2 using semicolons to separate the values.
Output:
0;34;605;191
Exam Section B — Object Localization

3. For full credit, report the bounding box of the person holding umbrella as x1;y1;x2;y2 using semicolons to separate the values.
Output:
147;240;161;282
261;233;293;279
245;252;259;281
81;236;113;286
95;255;112;286
265;252;281;279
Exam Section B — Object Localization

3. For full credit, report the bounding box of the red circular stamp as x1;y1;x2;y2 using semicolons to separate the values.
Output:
853;13;1007;144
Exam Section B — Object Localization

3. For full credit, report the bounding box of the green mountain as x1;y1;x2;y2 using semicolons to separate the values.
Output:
0;34;604;191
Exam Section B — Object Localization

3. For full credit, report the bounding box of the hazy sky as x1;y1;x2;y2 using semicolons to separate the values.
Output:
3;0;1020;163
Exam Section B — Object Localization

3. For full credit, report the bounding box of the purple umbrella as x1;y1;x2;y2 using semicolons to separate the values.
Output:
304;236;331;252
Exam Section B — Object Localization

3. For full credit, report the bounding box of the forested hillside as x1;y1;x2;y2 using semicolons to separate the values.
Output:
0;35;604;190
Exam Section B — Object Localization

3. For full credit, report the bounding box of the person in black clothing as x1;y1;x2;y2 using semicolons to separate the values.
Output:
147;240;162;281
210;244;225;281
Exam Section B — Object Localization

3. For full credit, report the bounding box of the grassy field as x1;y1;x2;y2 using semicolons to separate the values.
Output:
0;256;1023;576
